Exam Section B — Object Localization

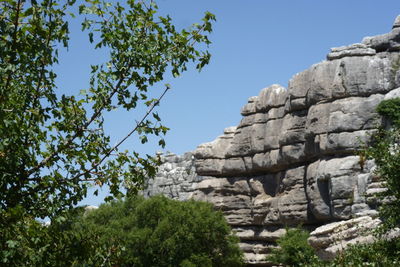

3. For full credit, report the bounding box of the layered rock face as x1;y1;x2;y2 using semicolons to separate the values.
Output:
145;16;400;266
142;152;203;201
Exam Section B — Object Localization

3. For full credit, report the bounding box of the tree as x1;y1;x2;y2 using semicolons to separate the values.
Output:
267;227;320;266
365;98;400;231
0;0;215;219
72;196;244;267
0;205;104;266
0;0;215;263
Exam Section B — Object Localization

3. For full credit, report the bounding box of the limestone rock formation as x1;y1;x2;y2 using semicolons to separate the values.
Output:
308;215;380;260
144;15;400;266
142;152;203;201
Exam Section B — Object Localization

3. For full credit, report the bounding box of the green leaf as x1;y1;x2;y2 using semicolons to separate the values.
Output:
89;32;94;43
158;139;165;148
140;136;148;144
6;240;18;249
152;112;160;121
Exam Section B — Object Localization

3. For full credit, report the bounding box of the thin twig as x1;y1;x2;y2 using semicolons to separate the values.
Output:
71;85;170;182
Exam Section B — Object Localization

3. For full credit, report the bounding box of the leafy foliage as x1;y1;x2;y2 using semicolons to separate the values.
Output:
376;97;400;126
365;98;400;231
0;0;215;264
0;207;103;266
329;238;400;267
267;227;320;266
71;196;244;267
1;196;244;267
0;0;215;219
266;227;400;266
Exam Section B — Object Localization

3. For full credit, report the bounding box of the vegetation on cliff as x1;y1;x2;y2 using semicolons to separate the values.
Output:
267;227;319;266
268;227;400;266
367;97;400;231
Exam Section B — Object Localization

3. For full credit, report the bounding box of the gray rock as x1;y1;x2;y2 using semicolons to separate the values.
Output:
309;216;381;260
226;126;252;157
287;97;307;111
252;150;282;172
384;87;400;100
303;60;339;104
256;84;288;111
280;143;307;164
194;158;224;176
250;123;266;153
362;27;400;52
142;152;204;201
194;127;235;159
264;119;283;150
318;130;374;155
307;161;332;220
234;227;286;242
338;56;393;96
306;94;383;136
288;68;312;99
279;112;307;145
327;43;376;60
278;167;308;224
267;106;286;120
394;15;400;29
222;157;246;174
143;18;400;266
241;96;258;116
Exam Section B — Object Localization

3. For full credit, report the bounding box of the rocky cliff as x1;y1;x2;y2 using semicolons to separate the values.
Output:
142;152;204;201
145;16;400;266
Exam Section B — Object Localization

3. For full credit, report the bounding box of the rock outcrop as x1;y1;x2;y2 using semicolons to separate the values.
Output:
143;152;204;201
144;15;400;266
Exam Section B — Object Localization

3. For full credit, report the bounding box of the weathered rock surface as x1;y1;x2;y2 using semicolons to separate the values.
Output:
144;16;400;266
142;152;203;201
308;215;381;260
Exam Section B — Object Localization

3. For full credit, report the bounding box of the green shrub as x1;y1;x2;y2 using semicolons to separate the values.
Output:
330;238;400;267
75;195;244;267
0;207;48;266
0;206;104;266
267;227;320;266
1;196;243;267
266;226;400;267
376;98;400;126
365;98;400;231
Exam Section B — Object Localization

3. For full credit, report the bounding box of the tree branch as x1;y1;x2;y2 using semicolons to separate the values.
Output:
72;85;170;182
26;74;127;177
27;21;208;178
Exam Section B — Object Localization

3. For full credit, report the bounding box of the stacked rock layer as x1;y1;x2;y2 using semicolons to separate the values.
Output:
145;17;400;266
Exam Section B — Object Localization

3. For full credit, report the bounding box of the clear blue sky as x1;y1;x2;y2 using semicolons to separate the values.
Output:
55;1;400;206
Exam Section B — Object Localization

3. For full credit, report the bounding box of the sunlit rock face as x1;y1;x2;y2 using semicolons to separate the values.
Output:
145;15;400;266
142;152;204;201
